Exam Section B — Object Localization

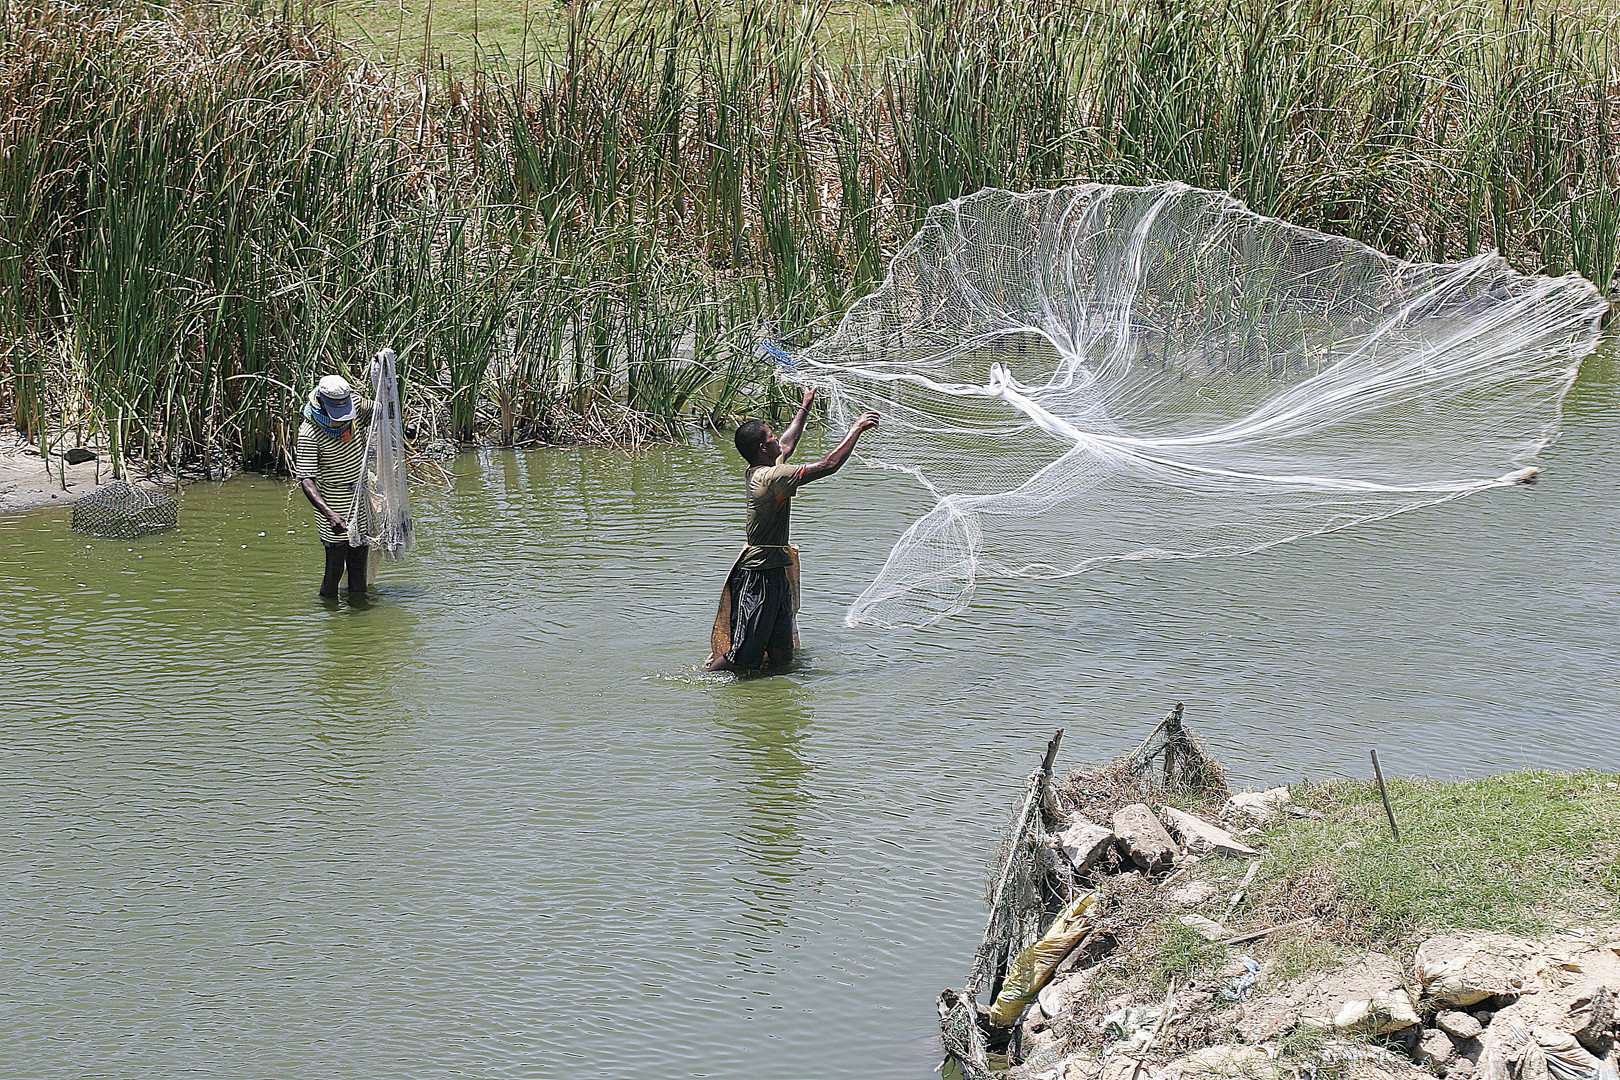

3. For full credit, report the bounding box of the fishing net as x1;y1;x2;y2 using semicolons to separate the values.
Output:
346;347;413;559
939;712;1230;1076
941;735;1079;1079
792;183;1609;628
1119;703;1229;801
1053;704;1231;824
69;480;177;538
940;766;1057;1079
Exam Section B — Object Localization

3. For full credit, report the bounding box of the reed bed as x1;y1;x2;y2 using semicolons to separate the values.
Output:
1;0;1616;477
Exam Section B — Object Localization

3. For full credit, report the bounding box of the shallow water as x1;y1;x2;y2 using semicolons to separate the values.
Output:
2;343;1617;1080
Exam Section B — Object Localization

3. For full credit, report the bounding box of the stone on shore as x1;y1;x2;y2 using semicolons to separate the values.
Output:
1112;804;1180;873
1225;787;1293;825
1437;1010;1485;1041
1162;1044;1285;1080
1414;1028;1457;1071
1178;914;1231;942
1568;984;1614;1057
1057;820;1118;874
1414;933;1538;1006
1159;806;1260;858
1240;953;1419;1042
1164;879;1219;909
1333;989;1422;1035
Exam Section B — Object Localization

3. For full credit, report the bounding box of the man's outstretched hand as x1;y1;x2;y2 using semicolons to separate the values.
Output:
800;410;880;484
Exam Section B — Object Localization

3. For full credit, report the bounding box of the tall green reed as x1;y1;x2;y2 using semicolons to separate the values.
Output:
2;0;1616;480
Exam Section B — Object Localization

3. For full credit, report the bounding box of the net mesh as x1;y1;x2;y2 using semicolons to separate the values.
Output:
346;348;414;559
69;480;177;539
941;735;1079;1079
792;182;1609;628
940;711;1227;1076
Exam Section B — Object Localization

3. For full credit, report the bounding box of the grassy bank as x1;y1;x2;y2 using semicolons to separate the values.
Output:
2;0;1617;479
1078;770;1620;1025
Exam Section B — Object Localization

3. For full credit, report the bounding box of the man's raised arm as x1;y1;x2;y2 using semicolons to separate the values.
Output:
798;411;880;485
777;386;817;461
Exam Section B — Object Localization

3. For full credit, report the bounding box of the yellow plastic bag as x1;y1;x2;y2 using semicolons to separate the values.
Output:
988;889;1099;1027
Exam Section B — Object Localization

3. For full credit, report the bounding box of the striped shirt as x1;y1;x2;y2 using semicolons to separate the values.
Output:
294;403;371;543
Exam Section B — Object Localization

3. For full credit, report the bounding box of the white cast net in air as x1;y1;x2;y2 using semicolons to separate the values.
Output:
347;347;414;559
791;183;1608;628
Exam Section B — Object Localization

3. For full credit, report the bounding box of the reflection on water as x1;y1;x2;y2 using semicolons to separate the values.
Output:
713;680;821;919
0;340;1616;1080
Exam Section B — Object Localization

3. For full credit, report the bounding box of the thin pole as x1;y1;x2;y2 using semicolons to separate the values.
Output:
1041;728;1065;776
1370;749;1399;841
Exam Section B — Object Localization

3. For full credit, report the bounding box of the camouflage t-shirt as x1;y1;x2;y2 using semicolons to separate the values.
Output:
738;457;805;569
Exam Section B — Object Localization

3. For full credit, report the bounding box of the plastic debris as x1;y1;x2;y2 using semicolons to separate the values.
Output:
1224;956;1263;1001
1104;1004;1166;1054
987;889;1099;1027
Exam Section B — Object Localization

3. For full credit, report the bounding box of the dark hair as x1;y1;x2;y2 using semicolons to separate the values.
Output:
734;418;769;461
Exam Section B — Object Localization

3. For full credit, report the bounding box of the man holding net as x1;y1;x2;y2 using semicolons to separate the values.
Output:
295;374;373;599
705;387;880;673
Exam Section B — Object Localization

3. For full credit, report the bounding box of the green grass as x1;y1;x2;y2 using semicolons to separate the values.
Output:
321;0;917;73
4;0;1617;470
1257;770;1620;945
1059;770;1620;1058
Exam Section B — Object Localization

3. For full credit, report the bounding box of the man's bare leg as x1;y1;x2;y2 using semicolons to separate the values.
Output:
705;653;737;673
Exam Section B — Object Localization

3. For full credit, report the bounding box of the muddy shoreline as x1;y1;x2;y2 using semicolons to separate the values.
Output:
0;435;108;515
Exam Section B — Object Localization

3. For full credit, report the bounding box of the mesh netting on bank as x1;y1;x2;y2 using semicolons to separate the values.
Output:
938;710;1230;1078
791;183;1608;628
69;481;177;539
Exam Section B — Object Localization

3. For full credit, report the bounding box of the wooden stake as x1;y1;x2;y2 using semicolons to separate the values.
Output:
1213;918;1315;947
1371;749;1400;841
1225;859;1262;919
1041;728;1065;775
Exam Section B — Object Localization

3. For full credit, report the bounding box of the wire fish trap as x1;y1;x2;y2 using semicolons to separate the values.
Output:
69;481;178;539
1052;703;1232;826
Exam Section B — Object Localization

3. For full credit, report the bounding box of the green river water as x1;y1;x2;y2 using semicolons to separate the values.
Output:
2;344;1617;1080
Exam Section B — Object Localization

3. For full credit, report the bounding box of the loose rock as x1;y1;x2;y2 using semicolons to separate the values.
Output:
1057;820;1118;874
1333;989;1423;1035
1225;787;1293;825
1037;973;1084;1019
1162;1044;1285;1080
1178;914;1231;942
1415;934;1538;1007
1240;953;1416;1043
63;447;97;465
1159;805;1260;858
1414;1028;1457;1071
1438;1011;1485;1041
1164;879;1220;909
1567;984;1614;1057
1112;804;1180;873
